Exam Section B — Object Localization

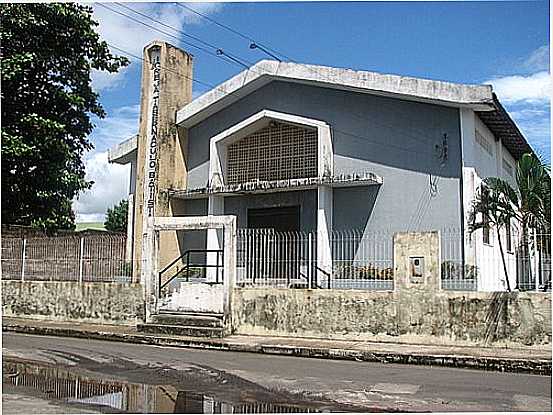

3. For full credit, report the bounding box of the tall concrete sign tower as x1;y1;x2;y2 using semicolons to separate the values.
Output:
133;41;193;280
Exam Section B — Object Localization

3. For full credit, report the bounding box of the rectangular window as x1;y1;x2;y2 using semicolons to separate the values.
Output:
475;131;493;156
483;214;491;245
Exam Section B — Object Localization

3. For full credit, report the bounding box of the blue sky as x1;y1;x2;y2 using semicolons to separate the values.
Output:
74;1;550;222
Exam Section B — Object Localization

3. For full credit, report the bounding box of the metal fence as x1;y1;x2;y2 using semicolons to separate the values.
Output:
441;228;477;291
330;229;393;290
1;234;131;283
237;229;317;288
441;228;551;292
509;231;550;292
237;228;394;290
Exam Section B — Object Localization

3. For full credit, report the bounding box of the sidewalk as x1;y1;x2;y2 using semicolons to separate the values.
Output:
2;317;551;375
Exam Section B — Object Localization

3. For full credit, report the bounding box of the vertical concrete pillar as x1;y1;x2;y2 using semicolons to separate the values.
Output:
207;195;224;281
393;231;441;292
317;185;333;281
126;194;135;262
142;217;157;322
134;41;193;282
223;216;237;332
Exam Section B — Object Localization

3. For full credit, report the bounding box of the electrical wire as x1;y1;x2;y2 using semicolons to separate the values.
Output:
175;2;292;62
97;3;246;70
106;43;429;157
170;3;441;148
114;2;254;68
107;43;228;95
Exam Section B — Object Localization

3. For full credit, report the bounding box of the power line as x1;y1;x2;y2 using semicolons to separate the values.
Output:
115;2;219;51
97;3;244;70
216;49;250;70
113;2;253;69
173;2;438;147
102;2;437;158
175;2;292;62
107;43;223;94
106;43;429;157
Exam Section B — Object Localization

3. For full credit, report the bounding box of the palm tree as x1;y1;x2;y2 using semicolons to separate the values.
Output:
469;178;516;291
469;153;550;291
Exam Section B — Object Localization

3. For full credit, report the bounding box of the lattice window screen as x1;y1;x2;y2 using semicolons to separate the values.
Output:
226;121;318;185
475;130;493;156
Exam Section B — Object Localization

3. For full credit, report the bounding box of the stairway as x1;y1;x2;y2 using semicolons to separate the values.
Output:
137;311;225;337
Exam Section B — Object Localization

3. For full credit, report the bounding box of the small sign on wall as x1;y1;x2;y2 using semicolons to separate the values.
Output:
409;256;425;284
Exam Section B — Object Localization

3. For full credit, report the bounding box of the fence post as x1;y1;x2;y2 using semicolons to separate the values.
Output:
308;232;313;289
21;238;27;281
534;230;540;292
79;236;84;283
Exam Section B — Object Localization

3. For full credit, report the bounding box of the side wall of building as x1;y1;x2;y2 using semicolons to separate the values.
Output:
185;81;463;234
460;108;521;291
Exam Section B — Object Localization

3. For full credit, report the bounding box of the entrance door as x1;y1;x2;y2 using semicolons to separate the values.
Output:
246;206;301;282
247;206;300;231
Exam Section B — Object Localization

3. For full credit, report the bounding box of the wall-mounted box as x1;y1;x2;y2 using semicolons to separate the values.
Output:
410;256;424;284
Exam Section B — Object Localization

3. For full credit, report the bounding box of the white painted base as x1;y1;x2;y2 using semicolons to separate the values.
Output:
162;282;224;313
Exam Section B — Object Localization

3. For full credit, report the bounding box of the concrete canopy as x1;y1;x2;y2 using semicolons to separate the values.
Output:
107;134;138;165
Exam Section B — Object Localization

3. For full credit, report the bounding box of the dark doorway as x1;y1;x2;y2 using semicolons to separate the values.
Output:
245;206;302;283
247;206;300;231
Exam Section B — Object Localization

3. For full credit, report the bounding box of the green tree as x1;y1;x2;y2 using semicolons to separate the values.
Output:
1;3;128;230
104;199;128;233
469;177;516;291
469;153;550;290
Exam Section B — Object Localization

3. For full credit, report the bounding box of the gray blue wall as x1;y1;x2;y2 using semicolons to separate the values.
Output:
185;80;463;234
224;190;317;232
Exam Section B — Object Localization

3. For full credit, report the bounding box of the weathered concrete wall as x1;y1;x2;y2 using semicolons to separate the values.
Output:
2;281;144;325
133;42;193;281
232;288;551;347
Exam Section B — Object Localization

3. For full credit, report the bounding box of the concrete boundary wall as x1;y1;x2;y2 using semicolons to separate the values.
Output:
232;288;551;347
2;281;144;325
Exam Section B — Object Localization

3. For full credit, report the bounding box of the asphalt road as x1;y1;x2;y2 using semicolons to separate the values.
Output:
2;333;551;413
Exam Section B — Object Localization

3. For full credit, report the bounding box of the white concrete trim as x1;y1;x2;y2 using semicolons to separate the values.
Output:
107;134;138;165
208;109;333;188
177;60;495;127
207;196;224;282
153;215;236;230
126;194;135;262
317;186;333;279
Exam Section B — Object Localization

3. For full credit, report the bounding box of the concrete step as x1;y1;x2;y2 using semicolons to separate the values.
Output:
137;323;224;338
151;312;224;328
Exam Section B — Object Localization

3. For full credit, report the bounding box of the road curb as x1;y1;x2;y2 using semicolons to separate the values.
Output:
3;323;551;376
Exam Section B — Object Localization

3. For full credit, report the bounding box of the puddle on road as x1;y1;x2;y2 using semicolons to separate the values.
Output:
3;360;322;414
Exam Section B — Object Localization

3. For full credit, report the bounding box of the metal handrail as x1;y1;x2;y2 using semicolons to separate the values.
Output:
158;249;224;294
158;249;222;276
315;265;332;289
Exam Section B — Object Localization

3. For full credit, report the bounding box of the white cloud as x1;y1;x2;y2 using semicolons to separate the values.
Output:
485;71;551;104
524;45;549;72
91;66;131;92
91;2;223;91
73;151;130;223
90;104;141;152
508;104;551;158
74;102;141;222
488;46;552;162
